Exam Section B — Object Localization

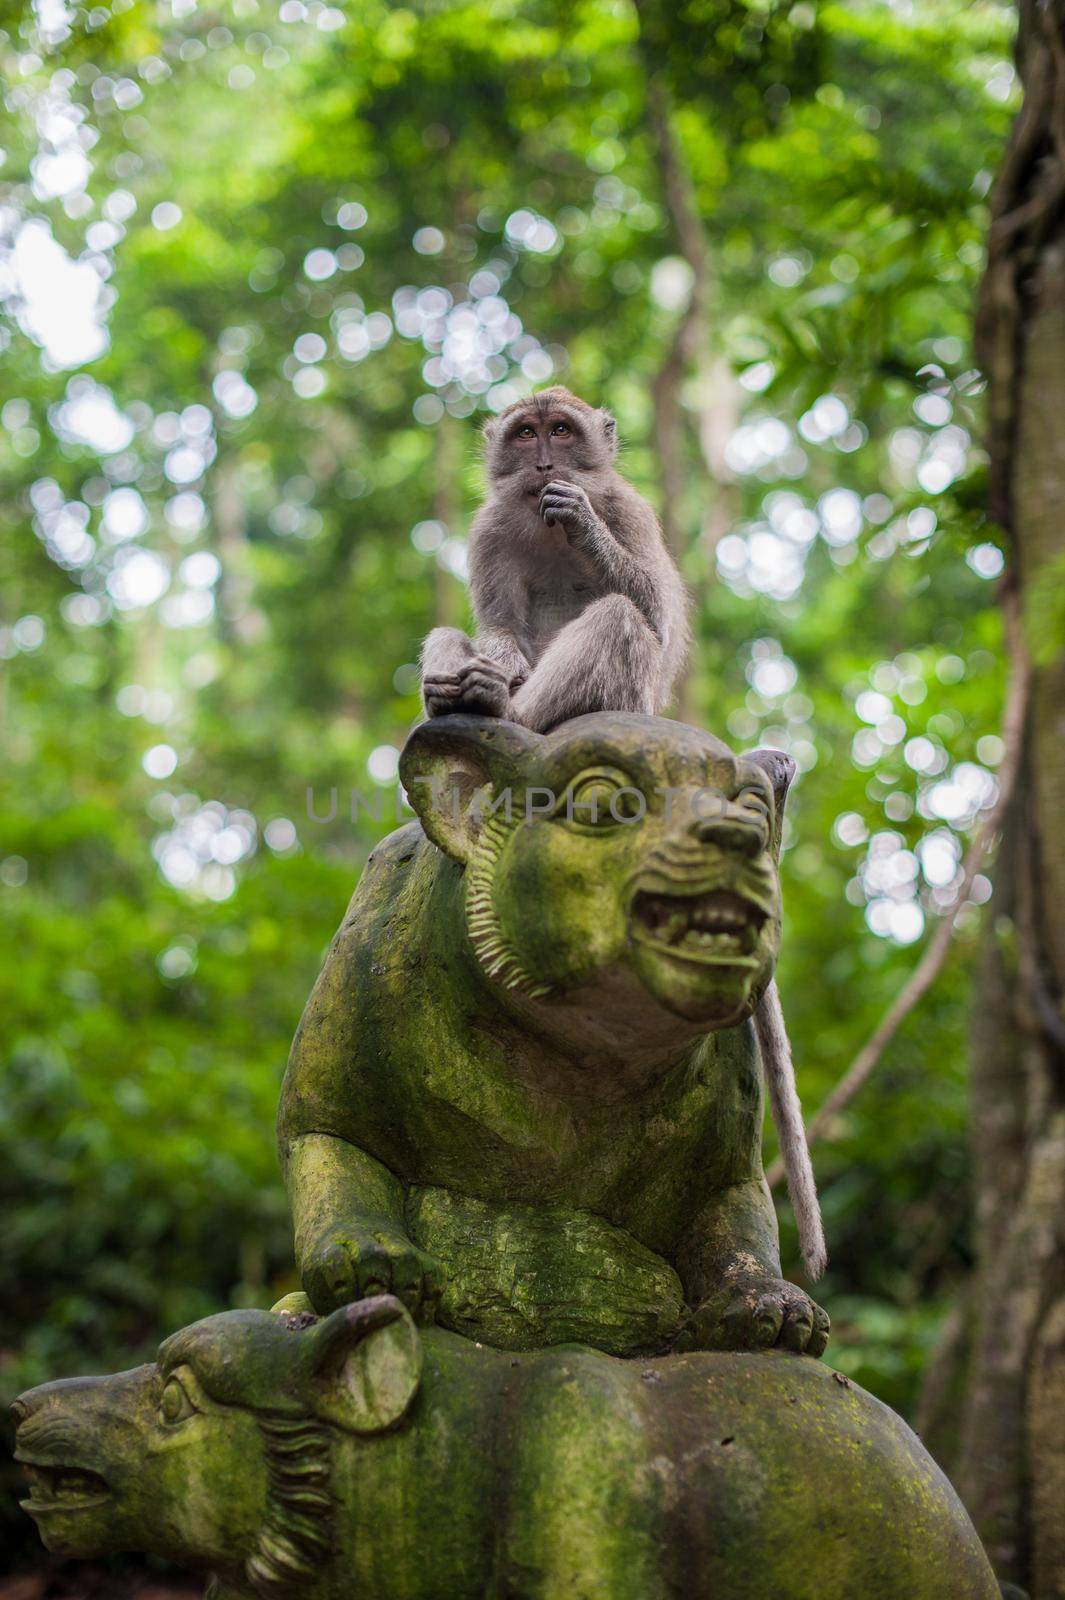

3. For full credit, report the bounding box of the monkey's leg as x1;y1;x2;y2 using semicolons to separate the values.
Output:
421;625;511;718
284;1132;444;1318
510;594;660;732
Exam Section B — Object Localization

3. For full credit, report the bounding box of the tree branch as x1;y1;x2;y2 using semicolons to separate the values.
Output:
641;67;742;725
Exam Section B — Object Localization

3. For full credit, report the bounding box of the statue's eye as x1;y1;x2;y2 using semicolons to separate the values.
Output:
159;1374;197;1426
560;769;643;829
737;787;772;820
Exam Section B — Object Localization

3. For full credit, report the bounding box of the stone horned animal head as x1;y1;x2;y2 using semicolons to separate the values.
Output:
11;1296;420;1593
401;711;794;1029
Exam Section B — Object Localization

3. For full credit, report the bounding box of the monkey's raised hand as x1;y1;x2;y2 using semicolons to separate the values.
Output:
423;653;511;719
539;480;603;549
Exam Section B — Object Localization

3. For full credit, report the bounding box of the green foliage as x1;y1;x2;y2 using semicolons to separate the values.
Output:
0;0;1014;1569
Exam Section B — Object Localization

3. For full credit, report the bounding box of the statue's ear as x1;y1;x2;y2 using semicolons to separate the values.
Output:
745;747;796;858
400;715;543;864
305;1296;421;1435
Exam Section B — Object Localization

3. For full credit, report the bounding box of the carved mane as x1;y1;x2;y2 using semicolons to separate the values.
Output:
464;797;556;1000
244;1414;333;1600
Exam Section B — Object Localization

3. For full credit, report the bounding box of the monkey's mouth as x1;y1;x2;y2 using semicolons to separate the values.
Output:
18;1459;111;1515
630;887;768;966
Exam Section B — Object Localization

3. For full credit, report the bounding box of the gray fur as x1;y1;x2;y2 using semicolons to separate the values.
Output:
421;387;690;732
754;978;827;1281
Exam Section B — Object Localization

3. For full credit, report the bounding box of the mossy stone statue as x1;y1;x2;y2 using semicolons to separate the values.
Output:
13;710;1003;1597
280;713;828;1358
13;1293;1000;1600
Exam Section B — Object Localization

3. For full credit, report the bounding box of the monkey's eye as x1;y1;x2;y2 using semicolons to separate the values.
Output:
558;769;643;830
159;1373;198;1427
516;425;536;438
550;423;571;437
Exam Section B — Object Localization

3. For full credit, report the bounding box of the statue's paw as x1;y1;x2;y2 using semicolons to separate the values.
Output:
423;656;510;719
682;1276;830;1359
303;1223;445;1321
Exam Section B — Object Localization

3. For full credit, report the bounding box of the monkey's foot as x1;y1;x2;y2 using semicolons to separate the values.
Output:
678;1274;830;1358
302;1219;445;1321
423;655;511;718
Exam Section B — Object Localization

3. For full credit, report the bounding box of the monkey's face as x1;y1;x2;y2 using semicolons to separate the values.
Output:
483;386;617;499
402;714;793;1029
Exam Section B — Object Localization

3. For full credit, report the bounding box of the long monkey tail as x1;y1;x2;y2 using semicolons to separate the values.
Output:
754;978;827;1281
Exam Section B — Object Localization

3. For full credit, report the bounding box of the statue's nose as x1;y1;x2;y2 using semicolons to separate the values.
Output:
11;1373;113;1430
10;1382;54;1428
693;810;765;857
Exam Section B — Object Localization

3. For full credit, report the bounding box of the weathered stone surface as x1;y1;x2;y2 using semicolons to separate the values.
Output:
280;713;827;1357
406;1184;686;1352
13;1296;1000;1600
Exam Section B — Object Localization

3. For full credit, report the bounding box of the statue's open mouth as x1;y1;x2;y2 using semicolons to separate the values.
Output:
18;1459;111;1515
630;886;768;966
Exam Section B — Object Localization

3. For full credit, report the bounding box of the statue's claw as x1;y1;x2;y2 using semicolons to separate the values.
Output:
679;1276;830;1359
302;1222;445;1322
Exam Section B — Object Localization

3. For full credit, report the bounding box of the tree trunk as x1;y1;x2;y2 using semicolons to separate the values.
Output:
951;5;1065;1594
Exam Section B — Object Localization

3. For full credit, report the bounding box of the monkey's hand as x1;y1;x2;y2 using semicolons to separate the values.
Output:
423;654;511;719
676;1272;830;1359
539;480;604;550
302;1215;445;1322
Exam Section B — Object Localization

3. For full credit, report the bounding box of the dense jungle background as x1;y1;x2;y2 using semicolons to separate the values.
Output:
4;0;1065;1593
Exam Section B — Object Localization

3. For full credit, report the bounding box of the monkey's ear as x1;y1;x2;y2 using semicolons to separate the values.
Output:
400;715;544;864
599;409;618;456
744;747;796;858
481;414;500;445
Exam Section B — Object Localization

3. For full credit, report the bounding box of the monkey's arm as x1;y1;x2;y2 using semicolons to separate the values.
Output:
474;626;531;688
539;481;667;636
468;553;532;686
283;1131;444;1319
673;1179;830;1358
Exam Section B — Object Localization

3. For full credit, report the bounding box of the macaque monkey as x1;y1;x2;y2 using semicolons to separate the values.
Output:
421;387;690;732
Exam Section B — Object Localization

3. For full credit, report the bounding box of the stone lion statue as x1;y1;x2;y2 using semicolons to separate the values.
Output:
279;713;826;1358
12;1294;1000;1600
